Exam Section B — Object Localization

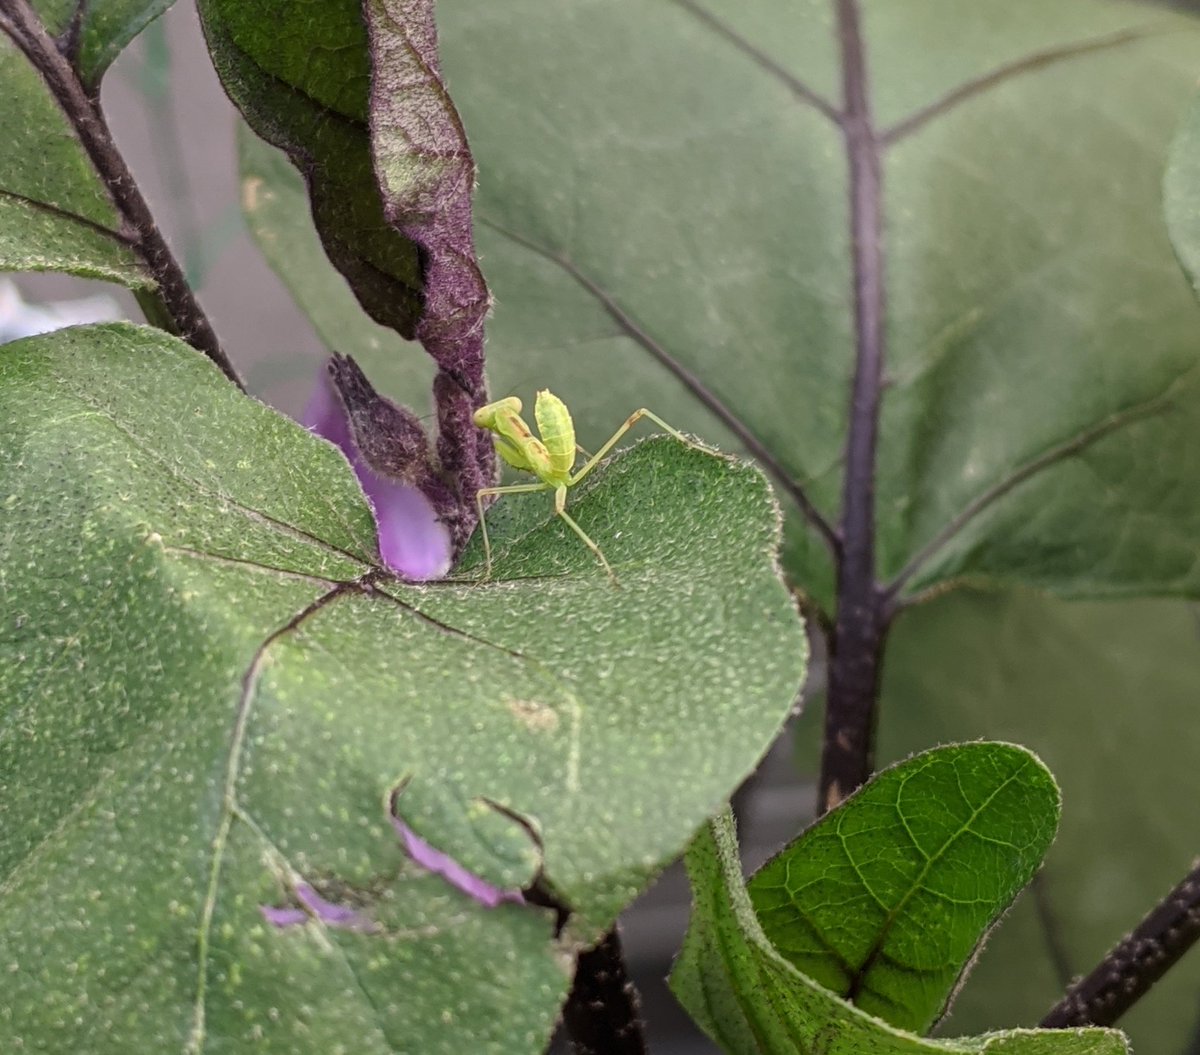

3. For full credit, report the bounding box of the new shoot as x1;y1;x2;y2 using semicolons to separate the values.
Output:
473;390;700;584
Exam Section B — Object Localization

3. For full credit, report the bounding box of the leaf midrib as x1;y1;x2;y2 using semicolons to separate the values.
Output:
843;757;1034;1004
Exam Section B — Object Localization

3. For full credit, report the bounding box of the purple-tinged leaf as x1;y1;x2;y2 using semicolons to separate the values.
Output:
364;0;495;510
199;0;495;540
363;0;487;384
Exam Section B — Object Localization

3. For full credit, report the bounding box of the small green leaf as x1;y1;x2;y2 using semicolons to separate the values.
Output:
670;805;1126;1055
27;0;175;85
748;743;1060;1033
1;323;804;1052
0;34;149;285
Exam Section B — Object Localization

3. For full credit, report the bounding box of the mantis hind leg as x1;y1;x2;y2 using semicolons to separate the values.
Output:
555;485;618;586
569;408;701;487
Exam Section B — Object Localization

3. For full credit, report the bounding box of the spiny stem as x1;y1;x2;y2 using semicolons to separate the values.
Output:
1041;859;1200;1029
819;0;888;813
562;927;647;1055
0;0;241;387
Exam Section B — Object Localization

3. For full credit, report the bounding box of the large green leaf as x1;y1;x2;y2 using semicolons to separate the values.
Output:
747;744;1060;1034
0;322;804;1051
879;590;1200;1055
455;1;1200;612
669;805;1126;1055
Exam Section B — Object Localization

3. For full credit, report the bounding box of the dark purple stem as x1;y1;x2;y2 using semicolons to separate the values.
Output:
562;928;647;1055
0;0;241;387
1041;860;1200;1029
819;0;888;813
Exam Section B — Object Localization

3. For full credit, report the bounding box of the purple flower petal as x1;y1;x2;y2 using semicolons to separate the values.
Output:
260;883;377;932
295;882;377;931
362;473;453;581
392;817;525;909
302;367;453;580
260;905;308;928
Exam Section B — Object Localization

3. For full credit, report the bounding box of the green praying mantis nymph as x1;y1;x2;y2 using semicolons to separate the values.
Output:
472;390;698;584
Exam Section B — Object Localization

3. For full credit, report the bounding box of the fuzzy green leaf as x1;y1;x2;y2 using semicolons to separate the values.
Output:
670;803;1126;1055
0;322;804;1052
748;744;1060;1033
28;0;176;85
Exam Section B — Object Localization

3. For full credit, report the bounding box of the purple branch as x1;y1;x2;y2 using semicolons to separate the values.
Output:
1041;860;1200;1029
561;928;647;1055
819;0;889;813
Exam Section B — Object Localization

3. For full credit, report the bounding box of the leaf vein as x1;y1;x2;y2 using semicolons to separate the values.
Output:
0;186;136;248
664;0;842;125
880;26;1155;146
844;757;1033;1000
186;581;358;1055
886;365;1197;601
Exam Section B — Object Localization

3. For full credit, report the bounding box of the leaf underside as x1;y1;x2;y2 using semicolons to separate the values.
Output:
748;743;1060;1034
670;796;1126;1055
880;589;1200;1050
198;0;425;341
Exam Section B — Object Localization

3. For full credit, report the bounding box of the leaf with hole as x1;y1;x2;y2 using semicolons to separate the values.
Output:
0;322;805;1053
